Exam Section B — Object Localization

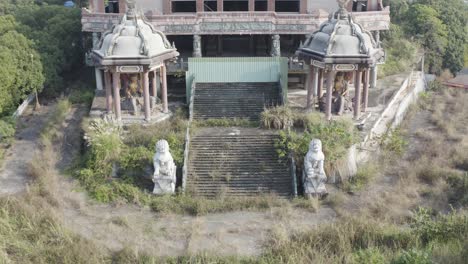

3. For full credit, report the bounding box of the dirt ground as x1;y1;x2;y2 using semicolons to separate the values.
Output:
0;105;51;196
1;88;465;257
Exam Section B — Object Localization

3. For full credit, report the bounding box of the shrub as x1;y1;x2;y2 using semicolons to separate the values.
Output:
194;118;258;128
353;248;386;264
261;105;294;130
391;249;432;264
0;118;15;143
69;88;94;105
275;115;358;168
410;207;468;245
447;172;468;207
381;128;408;156
343;163;378;192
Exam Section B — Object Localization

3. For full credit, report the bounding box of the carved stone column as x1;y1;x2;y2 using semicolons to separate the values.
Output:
217;0;223;11
374;31;381;46
95;69;104;90
196;0;203;12
112;72;122;121
362;68;370;111
152;70;158;98
306;66;314;109
94;0;105;13
370;66;378;89
161;65;168;113
300;0;307;14
163;0;171;14
325;70;335;121
104;71;112;113
317;69;324;98
118;0;127;13
193;35;202;57
270;34;281;57
249;0;255;12
267;0;275;11
354;70;362;120
143;71;151;121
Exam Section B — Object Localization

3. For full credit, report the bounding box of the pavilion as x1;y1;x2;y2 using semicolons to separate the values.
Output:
91;0;179;122
296;0;385;120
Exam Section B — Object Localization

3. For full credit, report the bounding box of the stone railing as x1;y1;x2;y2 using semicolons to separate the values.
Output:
289;154;298;197
82;8;390;33
12;94;35;119
181;79;196;191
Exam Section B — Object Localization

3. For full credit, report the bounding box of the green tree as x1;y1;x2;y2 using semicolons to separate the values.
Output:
411;0;466;74
405;4;447;74
15;5;83;96
0;15;43;114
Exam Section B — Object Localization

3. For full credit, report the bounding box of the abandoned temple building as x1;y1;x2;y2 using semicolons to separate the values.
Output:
84;0;397;197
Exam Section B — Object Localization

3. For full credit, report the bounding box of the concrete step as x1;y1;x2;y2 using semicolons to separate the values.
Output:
186;127;292;198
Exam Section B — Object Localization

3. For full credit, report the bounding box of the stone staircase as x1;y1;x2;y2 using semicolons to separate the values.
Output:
192;82;281;121
187;127;293;197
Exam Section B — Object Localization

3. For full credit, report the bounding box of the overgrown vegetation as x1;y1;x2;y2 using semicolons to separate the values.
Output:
384;0;467;75
380;128;408;156
0;98;108;263
273;111;358;170
193;118;258;128
74;108;316;215
0;0;85;114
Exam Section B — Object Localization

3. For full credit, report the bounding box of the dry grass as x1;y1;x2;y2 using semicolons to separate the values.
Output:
356;89;468;220
0;99;108;263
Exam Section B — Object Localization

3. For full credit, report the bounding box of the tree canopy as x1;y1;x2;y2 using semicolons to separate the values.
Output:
386;0;467;75
0;15;43;114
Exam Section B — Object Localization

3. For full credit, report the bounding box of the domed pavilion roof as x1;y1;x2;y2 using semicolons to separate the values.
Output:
296;0;384;65
92;1;178;67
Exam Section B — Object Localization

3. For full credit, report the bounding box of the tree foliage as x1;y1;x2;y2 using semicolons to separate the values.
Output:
385;0;467;75
0;15;43;114
15;5;84;96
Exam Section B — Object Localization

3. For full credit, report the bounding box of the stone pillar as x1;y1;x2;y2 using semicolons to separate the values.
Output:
270;34;281;57
354;70;362;120
193;35;202;57
312;66;319;97
152;70;158;98
196;0;203;12
104;71;112;113
306;66;314;109
249;0;255;11
143;71;151;121
161;65;168;113
374;31;381;46
118;0;126;13
163;0;171;14
95;68;104;90
370;66;377;89
217;0;223;11
267;0;275;11
94;0;105;13
300;0;307;14
362;69;370;112
112;72;122;121
325;70;335;121
317;69;324;98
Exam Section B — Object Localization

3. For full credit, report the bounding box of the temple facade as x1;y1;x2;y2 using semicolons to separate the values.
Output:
83;0;389;62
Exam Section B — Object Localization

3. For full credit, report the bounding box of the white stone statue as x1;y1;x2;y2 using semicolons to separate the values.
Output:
303;139;328;198
152;140;176;194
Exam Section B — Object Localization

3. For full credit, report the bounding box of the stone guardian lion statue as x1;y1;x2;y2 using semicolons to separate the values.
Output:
303;139;328;198
152;140;176;194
